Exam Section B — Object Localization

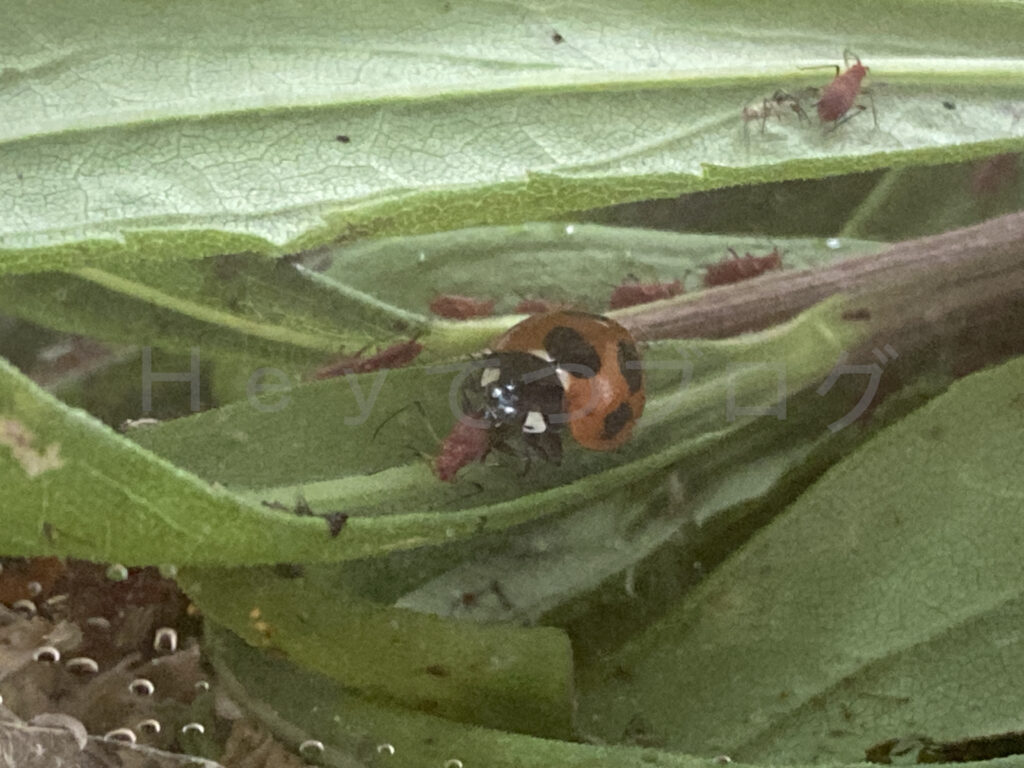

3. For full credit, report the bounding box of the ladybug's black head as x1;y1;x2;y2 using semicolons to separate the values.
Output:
462;351;567;436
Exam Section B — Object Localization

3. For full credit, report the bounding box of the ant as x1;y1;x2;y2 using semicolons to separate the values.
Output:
742;89;810;135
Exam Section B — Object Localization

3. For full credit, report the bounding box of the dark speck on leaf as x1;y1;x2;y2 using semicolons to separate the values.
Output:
942;101;956;110
273;563;305;579
325;512;348;538
551;31;565;43
425;664;450;677
335;134;351;143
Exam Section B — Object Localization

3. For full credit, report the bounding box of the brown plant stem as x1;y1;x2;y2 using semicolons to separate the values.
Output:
619;210;1024;348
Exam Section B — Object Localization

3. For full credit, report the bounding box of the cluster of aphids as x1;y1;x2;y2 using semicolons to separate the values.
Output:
743;49;875;138
428;246;782;321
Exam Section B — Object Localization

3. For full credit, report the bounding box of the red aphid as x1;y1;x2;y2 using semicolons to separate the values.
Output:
429;294;495;320
816;50;872;127
434;416;491;482
314;339;423;380
514;298;563;314
609;278;684;309
704;247;783;288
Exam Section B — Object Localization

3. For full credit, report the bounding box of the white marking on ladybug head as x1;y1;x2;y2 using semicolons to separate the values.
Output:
480;367;501;387
554;369;571;389
530;348;554;362
522;411;547;434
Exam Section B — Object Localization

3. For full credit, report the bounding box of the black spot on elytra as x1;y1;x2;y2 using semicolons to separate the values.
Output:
618;341;642;393
544;326;600;378
601;402;633;440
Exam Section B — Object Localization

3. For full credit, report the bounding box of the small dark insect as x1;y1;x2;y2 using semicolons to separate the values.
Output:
314;339;423;380
704;247;783;288
742;89;810;134
324;512;348;538
551;31;565;43
942;100;956;110
815;49;875;129
262;497;346;537
609;278;684;309
335;134;351;143
429;294;495;320
434;415;491;482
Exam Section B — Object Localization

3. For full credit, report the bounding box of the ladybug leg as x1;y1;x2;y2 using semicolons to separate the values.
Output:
459;386;474;417
372;400;439;443
521;430;563;468
534;431;563;466
518;453;533;477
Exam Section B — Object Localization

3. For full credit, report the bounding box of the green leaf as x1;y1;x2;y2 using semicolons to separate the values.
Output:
211;624;1024;768
838;157;1024;241
393;439;817;625
182;565;574;738
0;292;865;567
0;354;315;564
208;624;711;768
0;256;426;371
4;0;1024;267
577;354;1024;762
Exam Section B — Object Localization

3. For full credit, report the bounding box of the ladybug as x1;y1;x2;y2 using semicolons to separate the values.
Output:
435;310;645;481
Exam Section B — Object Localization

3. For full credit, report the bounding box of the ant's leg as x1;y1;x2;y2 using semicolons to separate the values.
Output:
533;431;563;466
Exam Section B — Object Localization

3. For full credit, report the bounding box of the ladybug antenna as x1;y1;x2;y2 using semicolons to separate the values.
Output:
372;400;440;444
404;442;435;463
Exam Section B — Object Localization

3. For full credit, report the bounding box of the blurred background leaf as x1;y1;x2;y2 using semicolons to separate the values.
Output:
576;356;1024;762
